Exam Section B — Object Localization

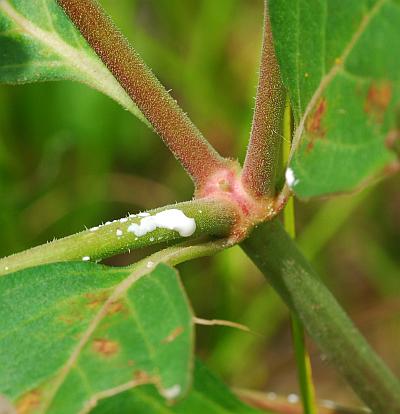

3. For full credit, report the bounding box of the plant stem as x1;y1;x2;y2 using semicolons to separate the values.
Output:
283;98;317;414
57;0;230;188
0;198;237;276
241;0;285;198
290;318;317;414
241;220;400;413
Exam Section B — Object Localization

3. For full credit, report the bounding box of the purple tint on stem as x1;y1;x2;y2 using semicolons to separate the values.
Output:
57;0;230;189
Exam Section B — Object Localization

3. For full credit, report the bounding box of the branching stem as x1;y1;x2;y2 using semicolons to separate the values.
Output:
57;0;230;188
0;198;237;276
241;0;285;197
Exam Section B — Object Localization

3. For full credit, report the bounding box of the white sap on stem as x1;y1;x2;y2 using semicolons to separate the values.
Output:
127;209;196;238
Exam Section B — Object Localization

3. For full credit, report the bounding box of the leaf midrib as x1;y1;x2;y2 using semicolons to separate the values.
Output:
41;251;191;413
0;1;119;89
0;0;147;123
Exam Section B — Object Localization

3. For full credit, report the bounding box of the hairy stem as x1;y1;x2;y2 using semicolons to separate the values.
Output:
0;198;237;276
57;0;230;188
242;220;400;413
241;0;285;197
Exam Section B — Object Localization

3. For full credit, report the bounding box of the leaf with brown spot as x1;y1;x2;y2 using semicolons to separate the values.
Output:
84;291;110;310
271;0;400;197
107;301;125;315
306;98;327;151
306;98;327;137
92;339;119;357
364;82;392;123
162;327;184;344
386;129;400;157
91;361;264;414
16;391;40;414
0;261;194;414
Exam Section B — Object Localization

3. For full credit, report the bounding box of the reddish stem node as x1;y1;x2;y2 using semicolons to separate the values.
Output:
196;162;276;241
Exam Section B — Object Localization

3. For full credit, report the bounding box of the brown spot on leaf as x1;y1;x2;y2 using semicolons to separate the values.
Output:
85;291;109;309
92;338;119;357
59;315;78;325
16;391;40;414
383;160;400;176
134;370;151;382
162;326;184;344
365;82;392;123
306;98;327;151
107;301;125;315
386;129;400;156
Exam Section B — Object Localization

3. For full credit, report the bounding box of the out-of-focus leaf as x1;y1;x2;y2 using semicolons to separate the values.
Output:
0;262;193;413
91;360;267;414
0;0;148;125
270;0;400;197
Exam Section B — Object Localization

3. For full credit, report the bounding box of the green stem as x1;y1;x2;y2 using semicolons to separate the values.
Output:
0;198;237;276
241;220;400;413
57;0;230;188
282;98;317;414
290;317;317;414
241;0;285;197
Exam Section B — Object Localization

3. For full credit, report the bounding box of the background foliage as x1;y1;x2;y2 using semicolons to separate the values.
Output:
0;0;399;407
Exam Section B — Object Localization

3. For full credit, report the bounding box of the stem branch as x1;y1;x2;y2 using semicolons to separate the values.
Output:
0;198;237;276
57;0;230;188
241;0;285;197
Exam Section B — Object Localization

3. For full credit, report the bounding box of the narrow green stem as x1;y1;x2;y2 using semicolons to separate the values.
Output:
57;0;230;188
290;318;317;414
0;198;237;276
241;220;400;413
283;98;317;414
129;238;231;271
241;0;285;197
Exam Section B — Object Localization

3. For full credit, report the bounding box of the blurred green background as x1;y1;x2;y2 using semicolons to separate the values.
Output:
0;0;399;408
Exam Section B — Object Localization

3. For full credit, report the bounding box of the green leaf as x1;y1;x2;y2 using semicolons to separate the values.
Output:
0;0;149;125
270;0;400;197
91;360;266;414
0;261;193;413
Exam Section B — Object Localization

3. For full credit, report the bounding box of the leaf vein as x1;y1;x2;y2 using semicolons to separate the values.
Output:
289;0;387;162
